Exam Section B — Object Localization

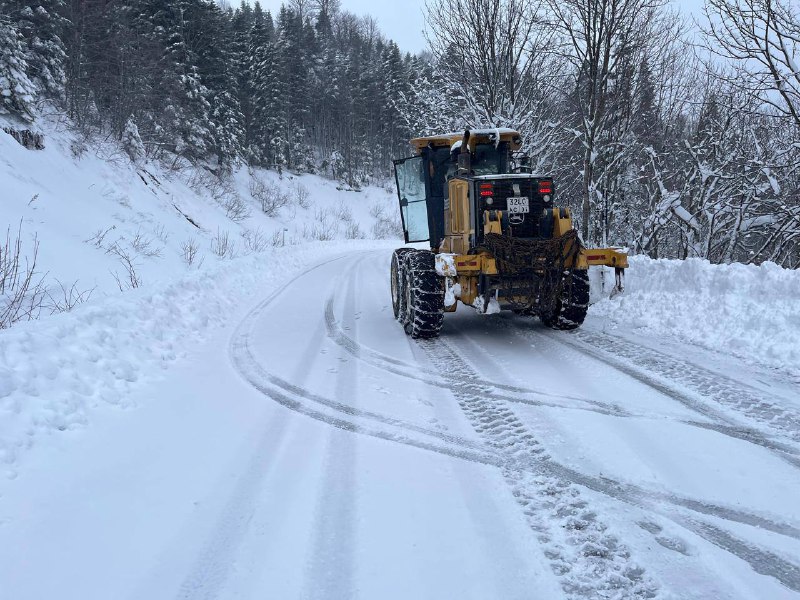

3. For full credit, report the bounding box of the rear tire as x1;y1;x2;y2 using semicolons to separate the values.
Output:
391;248;413;320
539;269;589;330
402;250;444;339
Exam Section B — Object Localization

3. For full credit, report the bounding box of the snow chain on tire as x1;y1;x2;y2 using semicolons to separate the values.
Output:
401;250;445;339
391;248;414;321
539;268;590;330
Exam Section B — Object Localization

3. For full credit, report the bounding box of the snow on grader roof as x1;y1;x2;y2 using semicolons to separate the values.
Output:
410;128;523;151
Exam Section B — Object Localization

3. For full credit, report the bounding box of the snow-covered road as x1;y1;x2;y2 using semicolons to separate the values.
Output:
2;247;800;599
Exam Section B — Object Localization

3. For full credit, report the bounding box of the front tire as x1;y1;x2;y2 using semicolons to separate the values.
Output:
402;250;444;339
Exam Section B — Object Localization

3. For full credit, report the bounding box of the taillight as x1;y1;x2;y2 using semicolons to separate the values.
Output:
479;183;493;197
538;180;553;195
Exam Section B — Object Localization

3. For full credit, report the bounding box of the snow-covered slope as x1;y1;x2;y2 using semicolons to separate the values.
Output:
1;117;399;299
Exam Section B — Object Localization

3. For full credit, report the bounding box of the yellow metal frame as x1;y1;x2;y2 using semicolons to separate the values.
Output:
548;208;629;269
439;207;627;310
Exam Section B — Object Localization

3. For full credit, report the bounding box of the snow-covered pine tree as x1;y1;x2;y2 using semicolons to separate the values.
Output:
251;9;285;168
274;6;309;171
148;0;216;164
0;16;37;122
0;0;66;100
193;0;244;169
230;1;255;153
379;42;411;170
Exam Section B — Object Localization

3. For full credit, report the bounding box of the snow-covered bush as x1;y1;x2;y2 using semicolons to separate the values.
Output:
369;202;402;240
221;194;251;223
304;207;339;241
106;241;142;290
290;182;311;209
0;223;46;328
335;200;355;223
211;228;236;258
129;231;162;259
345;222;364;239
186;170;240;217
121;117;146;164
241;227;268;253
45;280;94;314
180;238;201;267
249;176;289;216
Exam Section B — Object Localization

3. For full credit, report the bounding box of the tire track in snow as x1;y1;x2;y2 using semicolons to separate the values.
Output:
304;428;358;600
676;518;800;590
328;256;620;409
303;256;362;599
230;254;498;467
529;327;800;468
232;332;497;464
324;295;634;418
416;338;659;599
433;334;800;594
437;324;800;543
323;263;800;546
174;409;293;600
324;255;800;538
233;257;489;454
572;329;800;443
173;263;348;600
327;295;800;465
454;321;800;469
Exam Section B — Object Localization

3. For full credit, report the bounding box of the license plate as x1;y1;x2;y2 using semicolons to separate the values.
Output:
507;197;529;214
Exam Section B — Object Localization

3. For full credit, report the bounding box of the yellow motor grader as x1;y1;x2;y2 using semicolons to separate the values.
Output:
391;128;628;338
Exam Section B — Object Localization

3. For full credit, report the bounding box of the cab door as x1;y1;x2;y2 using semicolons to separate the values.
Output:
393;155;430;244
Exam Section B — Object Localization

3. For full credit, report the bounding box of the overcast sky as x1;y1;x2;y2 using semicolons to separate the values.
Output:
245;0;707;55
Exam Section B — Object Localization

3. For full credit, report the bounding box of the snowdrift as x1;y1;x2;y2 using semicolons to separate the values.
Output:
590;256;800;378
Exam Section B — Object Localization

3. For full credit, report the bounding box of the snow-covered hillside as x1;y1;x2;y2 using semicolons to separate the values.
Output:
1;117;400;301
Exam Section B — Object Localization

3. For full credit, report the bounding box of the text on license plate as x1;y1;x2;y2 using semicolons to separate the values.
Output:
507;197;529;213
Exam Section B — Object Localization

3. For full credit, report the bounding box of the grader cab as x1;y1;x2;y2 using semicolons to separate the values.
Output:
390;128;628;339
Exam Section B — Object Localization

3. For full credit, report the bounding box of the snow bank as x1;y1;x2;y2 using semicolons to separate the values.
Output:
590;256;800;377
0;240;394;478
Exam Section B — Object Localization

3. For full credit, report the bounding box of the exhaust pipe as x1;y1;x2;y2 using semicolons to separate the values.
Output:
458;129;471;175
